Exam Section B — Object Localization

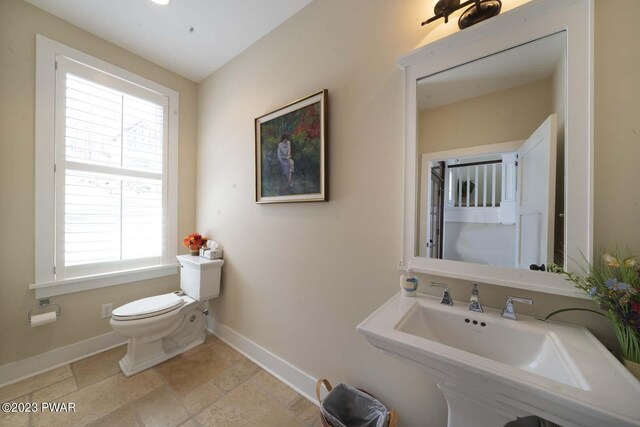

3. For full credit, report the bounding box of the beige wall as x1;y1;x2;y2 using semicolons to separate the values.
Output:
593;0;640;251
197;2;445;425
0;0;197;365
197;0;640;426
419;78;554;154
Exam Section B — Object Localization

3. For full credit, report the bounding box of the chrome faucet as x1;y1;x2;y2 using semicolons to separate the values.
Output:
468;283;482;312
501;296;533;320
431;282;453;306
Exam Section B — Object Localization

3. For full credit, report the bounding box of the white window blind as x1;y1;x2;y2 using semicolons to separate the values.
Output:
55;57;169;280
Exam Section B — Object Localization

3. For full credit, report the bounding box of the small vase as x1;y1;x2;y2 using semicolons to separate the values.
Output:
623;359;640;381
190;250;199;256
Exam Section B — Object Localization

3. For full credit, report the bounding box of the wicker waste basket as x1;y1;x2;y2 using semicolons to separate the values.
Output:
315;379;398;427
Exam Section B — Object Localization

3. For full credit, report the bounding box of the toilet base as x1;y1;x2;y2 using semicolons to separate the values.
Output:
116;303;208;377
119;335;205;377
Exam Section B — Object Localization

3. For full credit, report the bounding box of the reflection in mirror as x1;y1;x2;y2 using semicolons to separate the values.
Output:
416;32;566;271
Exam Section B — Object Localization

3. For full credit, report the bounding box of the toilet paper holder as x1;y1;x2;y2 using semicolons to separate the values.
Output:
28;299;62;323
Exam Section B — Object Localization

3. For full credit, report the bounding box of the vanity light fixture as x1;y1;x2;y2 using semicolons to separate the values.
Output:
150;0;170;5
422;0;502;29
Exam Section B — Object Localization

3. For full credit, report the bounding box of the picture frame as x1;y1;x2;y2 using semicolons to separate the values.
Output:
255;89;328;204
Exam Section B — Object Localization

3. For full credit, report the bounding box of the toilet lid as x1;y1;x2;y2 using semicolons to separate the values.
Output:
112;293;184;320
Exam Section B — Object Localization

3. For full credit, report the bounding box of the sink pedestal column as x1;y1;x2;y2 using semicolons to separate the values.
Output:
438;383;526;427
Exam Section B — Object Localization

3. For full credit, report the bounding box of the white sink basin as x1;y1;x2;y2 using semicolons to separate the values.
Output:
357;292;640;427
396;302;587;389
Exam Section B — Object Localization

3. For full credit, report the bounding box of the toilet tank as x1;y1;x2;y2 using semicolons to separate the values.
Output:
176;255;224;301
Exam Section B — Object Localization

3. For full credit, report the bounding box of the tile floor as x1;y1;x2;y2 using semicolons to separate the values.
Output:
0;334;322;427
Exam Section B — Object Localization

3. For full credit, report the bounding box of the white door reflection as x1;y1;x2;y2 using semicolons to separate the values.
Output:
420;114;557;269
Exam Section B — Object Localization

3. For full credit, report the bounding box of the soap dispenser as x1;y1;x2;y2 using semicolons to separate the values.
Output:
399;269;419;297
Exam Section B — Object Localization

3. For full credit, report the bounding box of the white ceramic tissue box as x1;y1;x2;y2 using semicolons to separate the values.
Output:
199;247;223;260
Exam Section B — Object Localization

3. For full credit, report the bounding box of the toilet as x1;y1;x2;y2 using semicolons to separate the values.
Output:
110;255;224;377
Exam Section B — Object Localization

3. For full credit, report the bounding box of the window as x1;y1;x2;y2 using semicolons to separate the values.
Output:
33;35;178;298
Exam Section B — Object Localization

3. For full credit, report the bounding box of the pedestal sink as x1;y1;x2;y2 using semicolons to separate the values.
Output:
357;292;640;427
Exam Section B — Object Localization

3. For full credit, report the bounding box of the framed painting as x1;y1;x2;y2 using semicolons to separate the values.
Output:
255;89;328;203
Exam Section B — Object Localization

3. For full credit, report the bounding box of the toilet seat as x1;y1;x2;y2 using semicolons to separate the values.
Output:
112;293;184;321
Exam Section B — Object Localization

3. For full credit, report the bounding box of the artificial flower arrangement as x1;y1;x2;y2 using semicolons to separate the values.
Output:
550;252;640;376
183;233;208;255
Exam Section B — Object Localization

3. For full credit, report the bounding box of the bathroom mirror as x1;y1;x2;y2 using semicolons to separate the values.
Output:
400;0;593;298
417;32;564;270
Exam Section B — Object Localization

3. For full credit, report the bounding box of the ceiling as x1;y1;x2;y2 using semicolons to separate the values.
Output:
24;0;313;82
417;32;565;110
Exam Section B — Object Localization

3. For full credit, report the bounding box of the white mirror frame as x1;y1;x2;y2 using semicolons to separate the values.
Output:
400;0;593;298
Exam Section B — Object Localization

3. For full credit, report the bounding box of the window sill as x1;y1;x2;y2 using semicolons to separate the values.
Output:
29;264;178;299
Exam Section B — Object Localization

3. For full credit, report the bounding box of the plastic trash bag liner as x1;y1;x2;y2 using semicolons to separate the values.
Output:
320;383;389;427
504;417;562;427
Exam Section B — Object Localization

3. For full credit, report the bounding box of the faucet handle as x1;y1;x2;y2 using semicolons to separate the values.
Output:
502;296;533;320
431;282;453;306
468;283;482;313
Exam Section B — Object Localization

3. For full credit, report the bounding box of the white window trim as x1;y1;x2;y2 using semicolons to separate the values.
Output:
31;35;179;298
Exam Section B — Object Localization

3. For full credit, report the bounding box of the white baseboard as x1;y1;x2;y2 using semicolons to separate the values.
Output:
0;332;126;388
207;320;319;405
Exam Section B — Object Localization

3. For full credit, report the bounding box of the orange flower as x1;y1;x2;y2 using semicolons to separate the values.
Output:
183;233;207;251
